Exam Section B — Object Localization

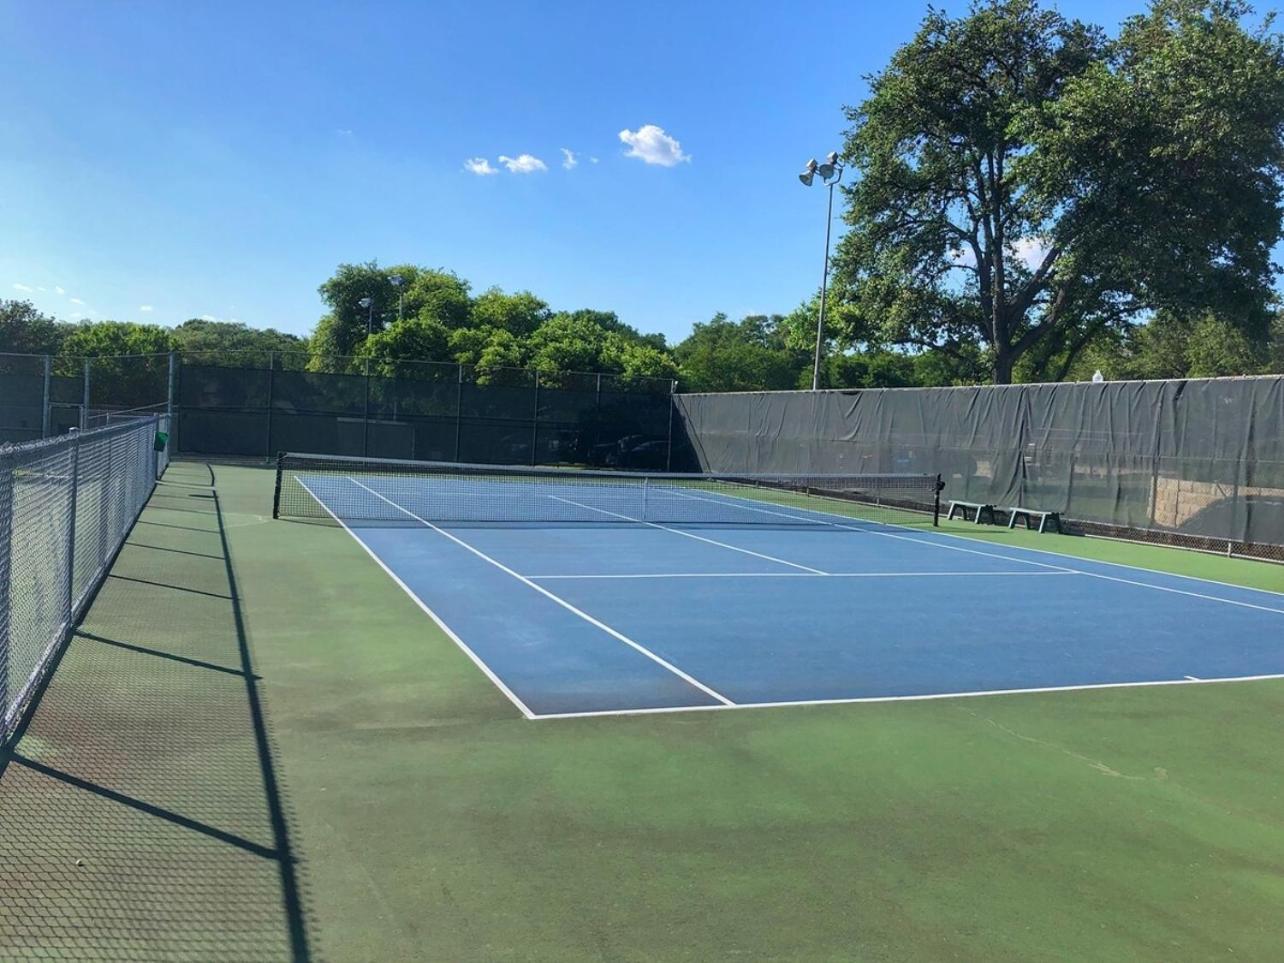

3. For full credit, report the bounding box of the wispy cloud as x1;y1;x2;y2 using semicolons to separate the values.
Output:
12;282;33;292
463;157;499;176
499;153;548;174
590;156;600;164
55;285;65;295
335;128;354;137
619;125;689;167
560;148;578;170
139;304;154;312
200;314;217;322
69;297;84;305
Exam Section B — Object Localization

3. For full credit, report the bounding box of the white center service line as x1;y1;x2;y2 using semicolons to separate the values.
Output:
547;493;828;574
664;489;1284;616
345;478;736;708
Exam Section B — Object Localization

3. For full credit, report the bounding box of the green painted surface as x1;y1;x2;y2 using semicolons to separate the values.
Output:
2;460;1283;961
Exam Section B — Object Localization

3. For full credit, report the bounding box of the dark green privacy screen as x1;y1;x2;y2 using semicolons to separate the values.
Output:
176;360;675;469
673;377;1284;555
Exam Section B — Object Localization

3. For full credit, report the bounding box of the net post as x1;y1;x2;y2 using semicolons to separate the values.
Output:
272;452;285;519
933;474;943;527
40;354;51;439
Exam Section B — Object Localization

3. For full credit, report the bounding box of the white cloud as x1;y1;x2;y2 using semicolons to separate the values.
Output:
498;153;548;174
139;304;154;312
463;157;499;176
618;124;689;167
69;312;85;320
199;314;217;322
590;156;600;164
560;148;578;170
335;128;354;137
36;286;46;292
69;297;84;305
12;282;33;292
55;285;65;295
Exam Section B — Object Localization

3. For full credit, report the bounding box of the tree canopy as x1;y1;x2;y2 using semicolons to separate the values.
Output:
831;0;1284;383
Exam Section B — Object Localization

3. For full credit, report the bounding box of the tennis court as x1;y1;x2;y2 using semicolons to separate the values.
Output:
278;455;1284;720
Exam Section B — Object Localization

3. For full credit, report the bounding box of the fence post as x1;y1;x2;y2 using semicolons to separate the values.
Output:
454;364;463;462
166;351;177;452
362;356;371;458
593;373;602;464
65;430;81;623
530;370;540;466
0;451;12;730
81;359;90;430
664;380;678;472
41;354;51;438
264;351;275;460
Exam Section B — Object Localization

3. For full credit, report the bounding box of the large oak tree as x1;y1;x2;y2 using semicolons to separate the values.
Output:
833;0;1284;383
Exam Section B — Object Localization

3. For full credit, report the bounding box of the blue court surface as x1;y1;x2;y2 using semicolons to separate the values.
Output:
296;472;1284;720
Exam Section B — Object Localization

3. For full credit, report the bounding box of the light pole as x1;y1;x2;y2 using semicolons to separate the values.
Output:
358;296;375;338
390;274;404;323
798;151;844;391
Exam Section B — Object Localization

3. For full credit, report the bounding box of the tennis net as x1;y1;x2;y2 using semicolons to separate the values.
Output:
272;452;943;527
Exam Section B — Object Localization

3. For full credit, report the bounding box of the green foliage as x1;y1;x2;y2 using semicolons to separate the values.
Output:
359;317;452;375
834;0;1284;383
0;299;67;356
469;288;550;337
672;314;809;392
171;318;305;363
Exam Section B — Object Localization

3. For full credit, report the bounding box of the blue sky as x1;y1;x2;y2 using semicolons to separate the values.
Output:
2;0;1137;344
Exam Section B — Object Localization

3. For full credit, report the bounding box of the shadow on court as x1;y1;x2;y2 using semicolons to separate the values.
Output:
0;462;310;961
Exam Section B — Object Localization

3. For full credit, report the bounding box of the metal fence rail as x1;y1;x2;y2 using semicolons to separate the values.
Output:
0;415;168;743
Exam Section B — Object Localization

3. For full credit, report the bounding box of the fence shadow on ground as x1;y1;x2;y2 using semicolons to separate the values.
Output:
0;462;309;961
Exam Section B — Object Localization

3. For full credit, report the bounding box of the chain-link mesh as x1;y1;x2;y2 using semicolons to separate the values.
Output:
1;418;163;742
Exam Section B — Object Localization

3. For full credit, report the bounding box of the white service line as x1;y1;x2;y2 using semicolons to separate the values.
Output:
528;570;1080;580
530;672;1284;721
295;477;537;720
666;489;1284;616
547;494;827;574
346;477;736;708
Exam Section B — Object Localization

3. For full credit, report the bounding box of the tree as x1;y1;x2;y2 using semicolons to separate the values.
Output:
58;321;177;407
0;300;68;356
171;318;306;362
834;0;1284;383
358;317;452;375
672;314;808;392
469;288;550;338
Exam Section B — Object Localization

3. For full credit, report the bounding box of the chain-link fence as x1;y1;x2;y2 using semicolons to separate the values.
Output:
175;351;677;468
0;415;168;743
674;376;1284;562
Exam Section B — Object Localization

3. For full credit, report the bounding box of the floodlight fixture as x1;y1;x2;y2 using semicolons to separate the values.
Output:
795;150;846;390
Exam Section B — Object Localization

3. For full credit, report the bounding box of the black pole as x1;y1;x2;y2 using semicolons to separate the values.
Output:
264;351;275;461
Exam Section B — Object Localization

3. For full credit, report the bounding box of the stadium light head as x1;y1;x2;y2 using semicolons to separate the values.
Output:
798;158;819;187
358;297;372;308
390;274;403;287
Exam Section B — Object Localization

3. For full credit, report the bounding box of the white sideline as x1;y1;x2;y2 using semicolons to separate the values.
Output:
528;570;1080;580
346;477;736;708
529;672;1284;721
295;477;537;720
547;494;828;574
667;490;1284;616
